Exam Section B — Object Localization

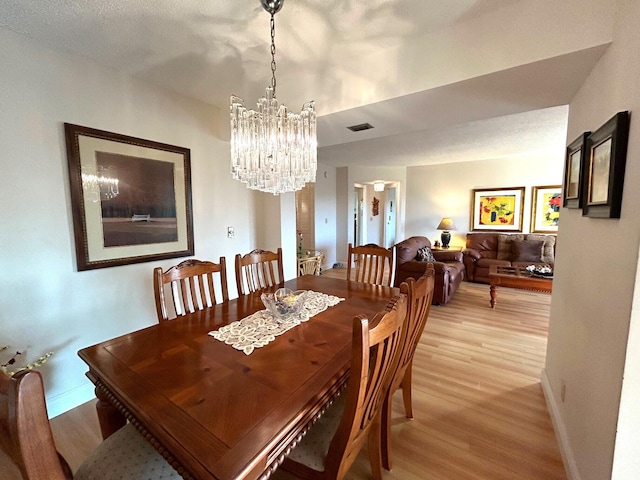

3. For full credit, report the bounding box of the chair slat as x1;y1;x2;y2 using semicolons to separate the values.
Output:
235;248;284;295
347;243;395;287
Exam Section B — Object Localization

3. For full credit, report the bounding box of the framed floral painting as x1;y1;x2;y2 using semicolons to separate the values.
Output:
471;187;525;232
531;185;561;233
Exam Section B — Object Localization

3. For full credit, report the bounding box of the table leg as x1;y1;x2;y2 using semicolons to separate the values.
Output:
95;386;126;440
490;284;497;309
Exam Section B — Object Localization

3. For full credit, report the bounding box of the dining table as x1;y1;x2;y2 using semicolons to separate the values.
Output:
78;275;398;480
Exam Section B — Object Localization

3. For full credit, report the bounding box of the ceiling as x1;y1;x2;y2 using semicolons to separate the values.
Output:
0;0;607;165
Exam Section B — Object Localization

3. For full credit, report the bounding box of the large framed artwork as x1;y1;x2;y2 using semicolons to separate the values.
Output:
531;185;561;233
471;187;525;232
563;132;590;209
582;111;630;218
64;123;194;271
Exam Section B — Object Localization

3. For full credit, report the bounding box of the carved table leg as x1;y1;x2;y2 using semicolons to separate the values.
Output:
490;284;497;309
95;386;126;439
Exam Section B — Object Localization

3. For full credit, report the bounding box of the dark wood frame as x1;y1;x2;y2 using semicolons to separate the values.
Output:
64;123;194;271
470;187;525;232
563;132;590;209
582;111;630;218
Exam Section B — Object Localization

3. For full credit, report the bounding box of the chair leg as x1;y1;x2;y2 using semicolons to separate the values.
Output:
368;413;384;480
381;392;393;471
401;362;414;419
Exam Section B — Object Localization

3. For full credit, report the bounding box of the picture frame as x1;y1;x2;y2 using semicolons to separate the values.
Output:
582;111;630;218
64;123;194;271
530;185;561;233
562;132;590;209
471;187;525;232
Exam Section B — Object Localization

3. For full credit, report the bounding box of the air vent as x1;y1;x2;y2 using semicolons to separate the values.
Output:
347;123;374;132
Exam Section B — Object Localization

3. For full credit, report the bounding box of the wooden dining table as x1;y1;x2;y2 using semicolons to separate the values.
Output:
78;275;397;480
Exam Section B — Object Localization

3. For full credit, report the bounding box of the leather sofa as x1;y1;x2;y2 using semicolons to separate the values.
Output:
463;232;556;283
393;236;465;305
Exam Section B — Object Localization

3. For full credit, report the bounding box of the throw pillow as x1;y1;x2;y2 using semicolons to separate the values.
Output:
497;234;524;260
526;234;556;264
511;240;544;263
416;246;436;262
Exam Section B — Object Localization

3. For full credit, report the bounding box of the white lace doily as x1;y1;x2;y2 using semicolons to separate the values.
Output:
209;290;345;355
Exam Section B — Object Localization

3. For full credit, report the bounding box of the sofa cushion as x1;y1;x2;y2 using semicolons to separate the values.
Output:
511;240;544;263
395;236;431;265
497;234;525;260
417;246;436;262
526;234;556;264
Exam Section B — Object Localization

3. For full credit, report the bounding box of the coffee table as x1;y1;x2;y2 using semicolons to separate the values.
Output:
488;265;553;308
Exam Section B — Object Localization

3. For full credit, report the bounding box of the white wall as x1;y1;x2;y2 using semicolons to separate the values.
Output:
314;163;337;269
544;1;640;478
405;151;566;246
0;28;258;416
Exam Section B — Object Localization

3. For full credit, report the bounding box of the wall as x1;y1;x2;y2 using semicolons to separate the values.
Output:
314;163;337;269
543;1;640;479
0;28;258;416
404;151;566;246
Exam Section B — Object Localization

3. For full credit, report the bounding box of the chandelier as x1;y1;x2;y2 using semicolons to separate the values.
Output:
230;0;317;195
81;165;119;203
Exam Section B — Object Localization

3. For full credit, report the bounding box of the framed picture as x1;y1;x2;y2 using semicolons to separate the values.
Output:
582;111;630;218
563;132;590;209
471;187;525;232
531;185;561;233
65;123;194;271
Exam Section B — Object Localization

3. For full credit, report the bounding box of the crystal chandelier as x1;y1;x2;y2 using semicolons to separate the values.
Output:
81;166;119;203
230;0;317;195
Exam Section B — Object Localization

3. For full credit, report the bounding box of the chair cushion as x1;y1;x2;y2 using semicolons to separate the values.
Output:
497;234;525;260
511;240;544;263
286;393;346;472
416;246;436;262
74;423;182;480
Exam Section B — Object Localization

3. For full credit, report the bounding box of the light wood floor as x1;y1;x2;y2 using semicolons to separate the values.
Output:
2;270;566;479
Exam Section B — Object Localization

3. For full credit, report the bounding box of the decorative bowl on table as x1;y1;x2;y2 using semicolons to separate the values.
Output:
526;265;554;278
261;288;307;324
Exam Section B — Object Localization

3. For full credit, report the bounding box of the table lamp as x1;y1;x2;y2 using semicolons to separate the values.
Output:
436;217;456;248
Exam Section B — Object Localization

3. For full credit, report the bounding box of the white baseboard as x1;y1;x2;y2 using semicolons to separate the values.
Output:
541;368;581;480
46;382;96;419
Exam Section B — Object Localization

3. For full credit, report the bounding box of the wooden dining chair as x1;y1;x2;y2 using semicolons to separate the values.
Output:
279;293;408;480
347;243;395;287
298;253;323;276
381;267;435;471
0;369;181;480
235;248;284;295
153;258;229;322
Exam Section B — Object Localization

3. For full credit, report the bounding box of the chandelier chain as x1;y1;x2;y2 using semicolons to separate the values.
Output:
270;13;277;96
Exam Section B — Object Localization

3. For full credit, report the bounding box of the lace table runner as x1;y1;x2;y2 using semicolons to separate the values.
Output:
209;290;345;355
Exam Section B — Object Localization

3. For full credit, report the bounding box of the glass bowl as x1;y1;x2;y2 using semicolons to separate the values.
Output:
261;288;307;323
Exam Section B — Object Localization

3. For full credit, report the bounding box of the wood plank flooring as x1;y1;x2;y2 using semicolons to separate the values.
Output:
1;270;566;480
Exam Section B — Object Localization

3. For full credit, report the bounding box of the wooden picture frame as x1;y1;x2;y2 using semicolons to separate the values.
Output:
582;111;630;218
471;187;525;232
563;132;590;209
65;123;194;271
531;185;561;233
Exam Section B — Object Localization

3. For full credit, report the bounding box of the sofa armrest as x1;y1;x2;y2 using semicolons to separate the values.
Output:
462;248;481;261
432;250;463;263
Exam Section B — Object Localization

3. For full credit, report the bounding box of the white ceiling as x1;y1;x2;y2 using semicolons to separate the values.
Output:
0;0;607;165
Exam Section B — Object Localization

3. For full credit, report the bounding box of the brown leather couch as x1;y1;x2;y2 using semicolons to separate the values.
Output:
463;232;556;283
393;236;465;305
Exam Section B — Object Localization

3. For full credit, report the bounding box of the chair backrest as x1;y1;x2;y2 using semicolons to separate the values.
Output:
347;243;395;287
324;293;407;479
393;267;435;392
0;370;72;480
153;258;229;322
298;253;322;276
235;248;284;295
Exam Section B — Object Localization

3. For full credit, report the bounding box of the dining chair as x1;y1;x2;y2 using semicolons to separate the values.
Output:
279;293;408;480
235;248;284;295
381;267;435;471
347;243;395;287
0;369;181;480
298;252;323;276
153;258;229;322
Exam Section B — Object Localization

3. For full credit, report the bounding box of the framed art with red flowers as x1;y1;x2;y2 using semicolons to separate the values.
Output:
471;187;525;232
531;185;561;233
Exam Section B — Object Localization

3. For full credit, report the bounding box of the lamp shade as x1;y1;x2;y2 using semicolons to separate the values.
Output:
436;218;456;231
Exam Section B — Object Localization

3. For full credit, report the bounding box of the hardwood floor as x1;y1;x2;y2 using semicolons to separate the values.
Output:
1;270;566;480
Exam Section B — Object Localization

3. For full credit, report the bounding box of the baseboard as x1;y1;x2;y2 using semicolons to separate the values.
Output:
46;382;96;419
541;368;581;480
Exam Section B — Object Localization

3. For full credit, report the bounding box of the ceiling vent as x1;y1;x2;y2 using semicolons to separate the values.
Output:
347;123;374;132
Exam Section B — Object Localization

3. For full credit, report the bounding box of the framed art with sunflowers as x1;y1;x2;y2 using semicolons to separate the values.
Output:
471;187;525;232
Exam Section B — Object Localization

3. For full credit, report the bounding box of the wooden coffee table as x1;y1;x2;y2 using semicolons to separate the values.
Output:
488;265;553;308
